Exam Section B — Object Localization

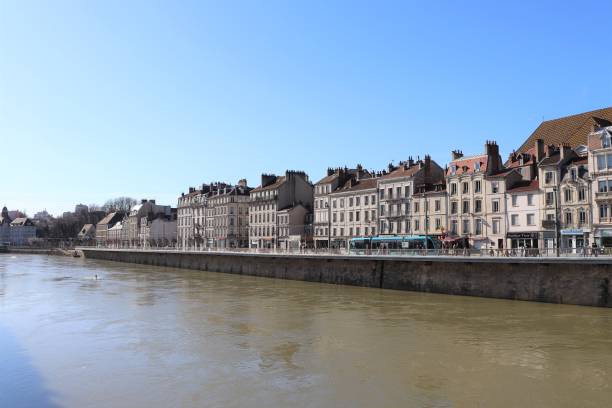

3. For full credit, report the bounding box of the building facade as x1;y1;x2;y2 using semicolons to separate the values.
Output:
249;171;314;249
205;180;251;249
588;121;612;247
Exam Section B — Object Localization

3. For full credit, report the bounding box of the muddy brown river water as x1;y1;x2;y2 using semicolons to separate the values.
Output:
1;254;611;407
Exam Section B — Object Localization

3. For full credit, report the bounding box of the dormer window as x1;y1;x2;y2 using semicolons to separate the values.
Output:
474;162;481;172
603;132;612;148
451;165;457;176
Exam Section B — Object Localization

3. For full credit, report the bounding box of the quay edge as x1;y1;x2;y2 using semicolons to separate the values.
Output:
79;248;612;308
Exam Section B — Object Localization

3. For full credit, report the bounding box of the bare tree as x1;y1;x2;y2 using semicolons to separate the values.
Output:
88;203;102;212
103;197;137;213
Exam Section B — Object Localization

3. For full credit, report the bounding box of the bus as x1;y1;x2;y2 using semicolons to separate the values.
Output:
349;235;441;255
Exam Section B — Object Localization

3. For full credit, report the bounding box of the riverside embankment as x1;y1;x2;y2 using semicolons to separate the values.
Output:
80;248;612;307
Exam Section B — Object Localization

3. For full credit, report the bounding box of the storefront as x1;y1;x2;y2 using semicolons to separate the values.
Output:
594;229;612;248
507;232;539;249
560;228;589;251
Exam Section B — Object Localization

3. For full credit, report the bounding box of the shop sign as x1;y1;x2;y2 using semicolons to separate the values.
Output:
507;232;539;239
560;228;583;236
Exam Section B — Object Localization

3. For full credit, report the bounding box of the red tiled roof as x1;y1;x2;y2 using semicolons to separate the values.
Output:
331;177;378;194
507;179;539;193
516;107;612;154
446;155;487;176
381;164;421;180
251;176;286;192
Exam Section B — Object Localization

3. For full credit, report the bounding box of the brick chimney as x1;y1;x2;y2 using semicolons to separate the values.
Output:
261;174;277;187
485;140;502;174
559;143;572;161
534;138;545;163
451;150;463;160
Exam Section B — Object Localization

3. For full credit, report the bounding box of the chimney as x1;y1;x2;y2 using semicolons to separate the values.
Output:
238;179;247;187
408;156;414;167
327;167;334;176
485;140;502;174
188;187;195;193
534;138;544;163
559;143;572;161
451;150;463;160
387;162;395;173
150;199;156;204
141;199;147;204
261;174;277;187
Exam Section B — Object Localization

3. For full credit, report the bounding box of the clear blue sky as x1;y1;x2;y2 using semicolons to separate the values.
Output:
1;1;611;216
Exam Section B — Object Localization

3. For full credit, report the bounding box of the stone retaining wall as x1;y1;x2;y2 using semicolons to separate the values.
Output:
80;249;612;308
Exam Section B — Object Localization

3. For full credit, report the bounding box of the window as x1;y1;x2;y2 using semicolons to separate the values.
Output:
491;181;499;193
388;188;393;198
356;227;360;236
435;218;441;230
340;228;344;236
462;200;470;214
462;219;470;234
365;211;369;222
474;180;481;193
475;162;481;172
404;186;410;197
564;189;572;203
599;180;608;193
545;171;554;185
364;196;369;205
414;219;420;231
396;187;401;198
604;134;612;148
474;199;482;213
380;205;385;216
462;182;469;194
512;195;518;207
597;155;606;171
349;198;353;207
379;190;385;199
340;213;344;222
364;227;369;235
371;195;376;204
450;183;457;196
546;192;554;206
356;197;360;206
527;214;535;225
600;204;609;220
340;199;345;208
511;214;519;226
333;213;337;222
579;209;586;225
475;219;482;235
349;227;353;236
527;194;534;206
451;220;458;234
451;165;457;176
565;212;572;225
451;201;458;214
414;202;420;213
356;211;360;222
332;200;337;209
492;200;500;213
492;219;500;234
434;200;441;212
349;212;353;222
578;188;585;201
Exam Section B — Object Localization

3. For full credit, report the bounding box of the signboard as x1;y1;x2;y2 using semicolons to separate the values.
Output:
541;220;555;229
507;232;539;239
561;229;583;236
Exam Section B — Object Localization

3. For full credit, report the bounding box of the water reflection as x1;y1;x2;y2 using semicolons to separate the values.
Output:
0;325;58;408
0;254;611;407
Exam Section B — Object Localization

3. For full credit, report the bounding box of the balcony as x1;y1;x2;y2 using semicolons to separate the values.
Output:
384;196;410;203
595;191;612;200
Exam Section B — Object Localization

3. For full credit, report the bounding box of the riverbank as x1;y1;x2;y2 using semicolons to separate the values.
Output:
8;247;82;257
79;248;612;308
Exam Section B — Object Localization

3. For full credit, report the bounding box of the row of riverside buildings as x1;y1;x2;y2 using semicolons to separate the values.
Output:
95;107;612;252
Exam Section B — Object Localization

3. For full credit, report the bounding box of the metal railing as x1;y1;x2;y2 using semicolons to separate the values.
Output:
89;242;612;258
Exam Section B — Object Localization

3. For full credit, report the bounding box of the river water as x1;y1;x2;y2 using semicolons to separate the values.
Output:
1;254;611;407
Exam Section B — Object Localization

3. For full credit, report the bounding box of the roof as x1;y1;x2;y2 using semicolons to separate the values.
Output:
315;173;339;185
331;177;378;194
446;154;487;176
98;212;118;226
506;147;536;168
517;107;612;154
507;179;539;193
251;176;286;192
381;164;421;180
11;217;33;226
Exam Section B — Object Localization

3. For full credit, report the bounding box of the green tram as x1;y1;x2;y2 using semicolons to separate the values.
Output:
349;235;441;255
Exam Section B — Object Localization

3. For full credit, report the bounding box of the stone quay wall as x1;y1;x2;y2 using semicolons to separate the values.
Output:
80;248;612;308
